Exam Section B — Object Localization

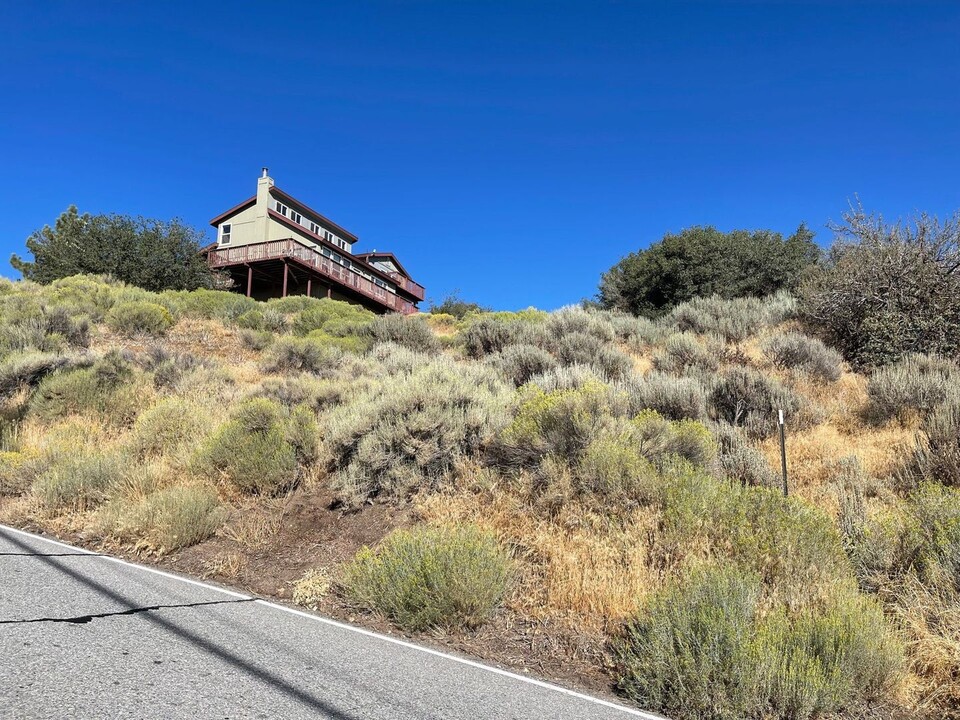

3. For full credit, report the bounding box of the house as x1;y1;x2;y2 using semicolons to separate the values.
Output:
206;169;424;314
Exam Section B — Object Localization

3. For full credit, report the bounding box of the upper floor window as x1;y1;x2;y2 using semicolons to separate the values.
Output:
290;209;302;224
275;201;288;217
310;221;321;235
220;223;231;244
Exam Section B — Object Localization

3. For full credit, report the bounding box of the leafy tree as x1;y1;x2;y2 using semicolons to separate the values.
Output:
11;206;213;291
598;224;819;317
428;291;490;318
798;206;960;369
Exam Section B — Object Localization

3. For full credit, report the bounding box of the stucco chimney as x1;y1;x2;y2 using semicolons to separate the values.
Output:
253;168;274;242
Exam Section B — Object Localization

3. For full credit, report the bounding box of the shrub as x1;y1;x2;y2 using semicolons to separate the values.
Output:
238;329;273;351
762;332;843;382
867;353;959;422
460;316;517;358
666;295;794;343
170;288;257;320
305;329;371;354
488;344;557;386
235;309;265;330
341;524;512;631
130;398;208;459
798;207;960;369
576;430;657;507
714;422;779;488
632;410;716;469
621;372;709;421
554;332;634;380
292;568;332;610
362;314;439;353
100;485;224;553
614;565;901;720
324;359;509;503
291;299;374;335
614;565;763;719
264;337;342;374
913;396;960;487
106;300;174;336
657;464;850;602
652;332;721;375
193;398;312;494
30;352;144;425
34;451;127;511
710;367;802;439
526;364;605;393
0;351;82;398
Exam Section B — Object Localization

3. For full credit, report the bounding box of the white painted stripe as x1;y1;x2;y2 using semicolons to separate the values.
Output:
0;523;662;719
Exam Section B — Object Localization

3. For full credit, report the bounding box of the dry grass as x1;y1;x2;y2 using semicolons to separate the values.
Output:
418;487;659;631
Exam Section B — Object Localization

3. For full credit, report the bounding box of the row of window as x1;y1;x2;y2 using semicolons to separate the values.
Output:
318;246;395;291
275;200;350;251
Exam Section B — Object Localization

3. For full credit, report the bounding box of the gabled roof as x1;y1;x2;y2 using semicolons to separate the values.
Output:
209;196;256;227
270;187;358;243
354;252;411;279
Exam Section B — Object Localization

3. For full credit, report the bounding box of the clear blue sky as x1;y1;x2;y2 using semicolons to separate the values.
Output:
2;2;958;310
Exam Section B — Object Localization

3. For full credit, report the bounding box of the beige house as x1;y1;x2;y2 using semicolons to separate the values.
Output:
206;169;424;314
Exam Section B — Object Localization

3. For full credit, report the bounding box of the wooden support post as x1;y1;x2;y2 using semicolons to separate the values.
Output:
282;262;288;298
246;266;253;298
326;286;331;299
306;278;312;297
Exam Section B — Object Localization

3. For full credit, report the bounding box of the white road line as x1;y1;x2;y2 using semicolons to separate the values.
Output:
0;523;663;719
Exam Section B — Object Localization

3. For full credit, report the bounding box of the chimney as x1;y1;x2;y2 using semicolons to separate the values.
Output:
253;167;274;242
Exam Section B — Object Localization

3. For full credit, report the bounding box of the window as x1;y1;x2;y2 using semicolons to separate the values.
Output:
275;202;288;217
310;221;321;235
290;210;302;224
220;223;231;244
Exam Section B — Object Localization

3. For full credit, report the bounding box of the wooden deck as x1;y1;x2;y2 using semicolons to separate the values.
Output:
207;239;420;314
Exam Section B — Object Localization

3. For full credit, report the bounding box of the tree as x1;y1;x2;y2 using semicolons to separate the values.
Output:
428;291;490;318
598;224;819;317
11;206;213;291
798;205;960;369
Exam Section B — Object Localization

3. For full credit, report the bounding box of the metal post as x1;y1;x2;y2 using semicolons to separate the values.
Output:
246;266;253;298
778;409;788;497
282;262;288;298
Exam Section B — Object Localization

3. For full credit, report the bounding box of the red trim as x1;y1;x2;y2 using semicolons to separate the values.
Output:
209;196;256;227
269;187;358;243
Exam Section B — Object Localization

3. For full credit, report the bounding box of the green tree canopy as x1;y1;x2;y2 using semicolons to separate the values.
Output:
11;206;213;291
598;224;820;317
428;292;490;318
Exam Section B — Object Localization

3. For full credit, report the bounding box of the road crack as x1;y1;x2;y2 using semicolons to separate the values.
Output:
0;597;254;625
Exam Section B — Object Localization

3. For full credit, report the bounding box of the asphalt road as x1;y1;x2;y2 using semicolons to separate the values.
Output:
0;524;659;720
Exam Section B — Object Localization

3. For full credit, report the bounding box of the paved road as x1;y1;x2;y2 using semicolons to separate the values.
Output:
0;525;658;719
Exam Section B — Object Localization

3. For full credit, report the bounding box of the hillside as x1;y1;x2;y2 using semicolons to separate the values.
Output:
1;274;958;720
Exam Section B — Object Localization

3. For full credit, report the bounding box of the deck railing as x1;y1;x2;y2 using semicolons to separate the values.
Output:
207;239;418;314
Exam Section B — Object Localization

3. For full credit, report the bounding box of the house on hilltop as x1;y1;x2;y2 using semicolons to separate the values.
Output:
205;169;424;314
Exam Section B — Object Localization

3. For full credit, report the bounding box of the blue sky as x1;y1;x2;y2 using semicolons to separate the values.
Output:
2;2;958;310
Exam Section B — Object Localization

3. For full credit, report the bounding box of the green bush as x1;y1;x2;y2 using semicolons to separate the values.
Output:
130;398;208;458
238;329;273;352
235;309;266;330
363;314;439;353
488;344;557;386
30;352;144;425
290;298;374;335
460;316;518;358
100;485;224;553
106;300;174;336
575;430;657;506
614;565;901;720
34;451;127;511
614;565;763;719
342;524;512;631
867;353;959;422
710;367;801;439
553;332;634;380
546;306;616;343
305;329;371;354
621;372;709;421
0;351;83;398
666;295;795;344
652;332;721;375
914;396;960;487
632;410;716;469
193;398;315;494
714;422;778;488
324;359;509;503
169;288;257;320
264;337;343;374
762;332;843;382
